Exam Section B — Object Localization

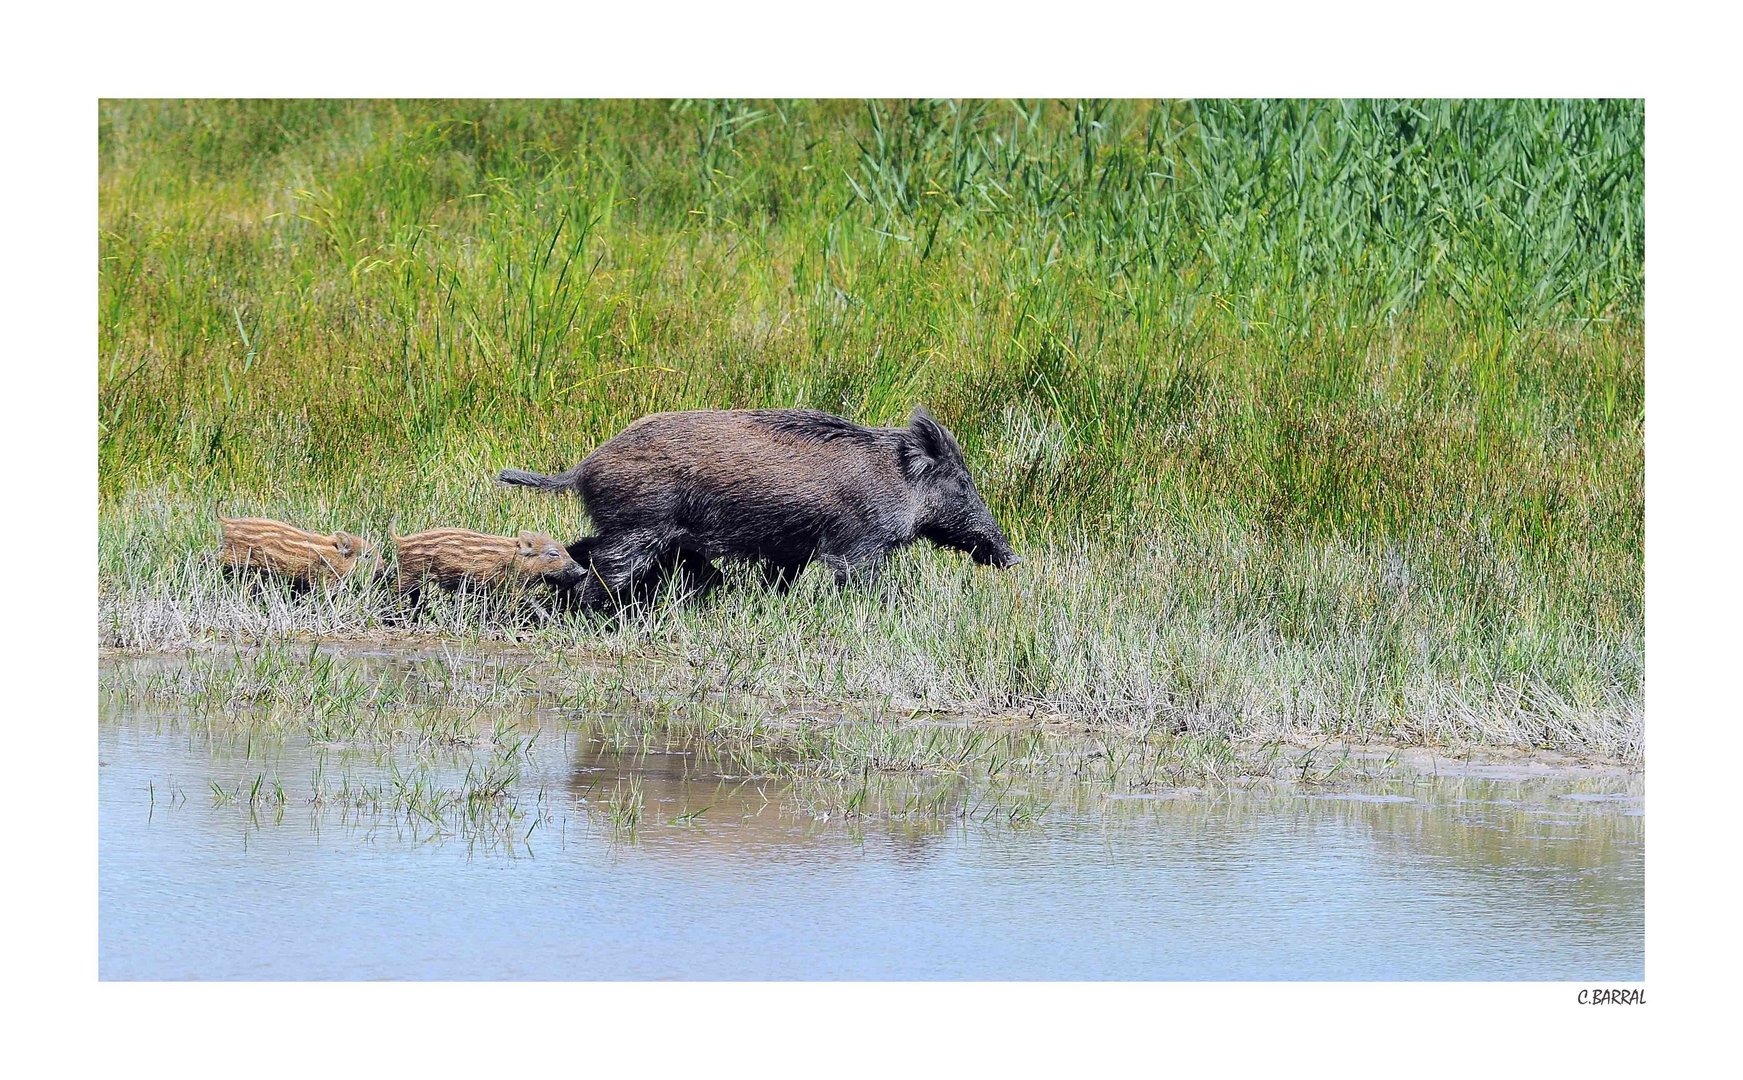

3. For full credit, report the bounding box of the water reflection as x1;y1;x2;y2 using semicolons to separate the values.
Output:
99;664;1643;980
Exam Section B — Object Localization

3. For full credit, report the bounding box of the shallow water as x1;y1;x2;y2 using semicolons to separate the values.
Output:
99;662;1643;981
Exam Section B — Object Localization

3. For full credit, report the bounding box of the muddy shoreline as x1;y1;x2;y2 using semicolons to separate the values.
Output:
99;636;1642;781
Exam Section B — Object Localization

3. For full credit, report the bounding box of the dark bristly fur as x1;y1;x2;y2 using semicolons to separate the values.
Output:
500;406;1020;606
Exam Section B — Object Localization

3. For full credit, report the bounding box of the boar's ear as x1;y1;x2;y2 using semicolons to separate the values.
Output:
907;407;964;472
899;425;934;481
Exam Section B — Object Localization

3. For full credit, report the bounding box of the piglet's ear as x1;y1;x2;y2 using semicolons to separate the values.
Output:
516;534;536;557
333;533;356;558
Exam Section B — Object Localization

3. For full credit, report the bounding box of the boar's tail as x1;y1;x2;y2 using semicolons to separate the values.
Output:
498;465;584;493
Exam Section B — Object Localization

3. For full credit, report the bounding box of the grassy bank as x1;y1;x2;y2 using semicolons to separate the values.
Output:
97;100;1644;760
101;646;1640;846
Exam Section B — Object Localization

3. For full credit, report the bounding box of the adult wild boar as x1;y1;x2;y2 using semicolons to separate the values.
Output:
498;407;1020;603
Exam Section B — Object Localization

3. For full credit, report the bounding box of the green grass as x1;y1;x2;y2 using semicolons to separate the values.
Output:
97;99;1644;760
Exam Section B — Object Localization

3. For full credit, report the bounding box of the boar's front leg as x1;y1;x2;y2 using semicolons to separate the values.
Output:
819;539;889;590
759;559;806;593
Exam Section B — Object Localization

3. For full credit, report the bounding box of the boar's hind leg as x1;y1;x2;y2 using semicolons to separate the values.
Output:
658;545;723;604
560;536;606;611
391;582;428;624
551;573;607;614
582;529;671;607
